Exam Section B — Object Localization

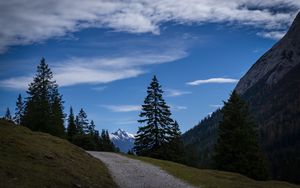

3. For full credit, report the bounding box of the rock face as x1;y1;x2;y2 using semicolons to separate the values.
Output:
183;12;300;184
110;129;135;153
235;12;300;94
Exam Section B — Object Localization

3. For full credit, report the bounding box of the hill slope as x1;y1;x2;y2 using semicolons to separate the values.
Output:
0;120;117;188
182;12;300;183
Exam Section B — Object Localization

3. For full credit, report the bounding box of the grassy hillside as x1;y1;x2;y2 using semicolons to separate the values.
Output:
127;155;300;188
0;120;117;188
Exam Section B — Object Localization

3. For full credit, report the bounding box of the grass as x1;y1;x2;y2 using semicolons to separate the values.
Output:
126;154;300;188
0;120;117;188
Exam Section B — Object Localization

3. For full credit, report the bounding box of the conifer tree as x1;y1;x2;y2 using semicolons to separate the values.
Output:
22;58;65;137
75;115;80;134
67;107;77;140
4;107;12;121
101;129;115;151
49;87;65;137
77;108;88;134
160;120;185;162
134;76;179;157
14;94;24;125
88;120;96;135
214;91;268;180
170;120;181;138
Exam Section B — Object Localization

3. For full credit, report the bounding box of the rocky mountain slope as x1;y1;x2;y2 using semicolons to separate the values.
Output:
183;12;300;184
110;129;135;153
236;12;300;94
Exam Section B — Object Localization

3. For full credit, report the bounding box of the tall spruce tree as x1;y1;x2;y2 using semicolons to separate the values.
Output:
22;58;65;137
74;115;83;135
49;86;65;137
88;120;96;135
77;108;88;134
134;76;180;158
4;107;12;121
101;129;115;151
14;94;24;125
67;107;77;140
161;120;185;162
214;91;268;180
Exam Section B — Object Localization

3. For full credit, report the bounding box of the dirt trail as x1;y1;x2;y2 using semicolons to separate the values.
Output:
87;151;196;188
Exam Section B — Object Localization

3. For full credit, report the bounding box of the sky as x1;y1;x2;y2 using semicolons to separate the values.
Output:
0;0;299;134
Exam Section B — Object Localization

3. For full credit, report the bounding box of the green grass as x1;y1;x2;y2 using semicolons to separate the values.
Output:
0;120;117;188
126;154;300;188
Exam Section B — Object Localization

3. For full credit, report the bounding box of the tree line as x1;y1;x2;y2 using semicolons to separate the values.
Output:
2;58;268;180
2;58;116;152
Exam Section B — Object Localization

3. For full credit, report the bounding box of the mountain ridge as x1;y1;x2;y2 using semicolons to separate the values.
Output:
235;12;300;94
183;11;300;184
109;129;135;153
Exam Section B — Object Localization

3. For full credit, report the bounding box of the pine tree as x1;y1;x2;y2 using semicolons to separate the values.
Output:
170;120;181;138
101;129;115;151
22;58;65;137
160;120;185;162
134;76;177;157
67;107;77;140
75;115;80;134
14;94;24;125
88;120;96;135
49;86;65;137
214;91;268;180
93;130;102;150
77;108;88;134
4;107;12;121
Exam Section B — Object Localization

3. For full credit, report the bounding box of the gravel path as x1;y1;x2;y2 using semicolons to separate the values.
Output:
87;151;196;188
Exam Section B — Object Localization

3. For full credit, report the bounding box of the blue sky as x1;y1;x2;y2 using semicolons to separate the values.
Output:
0;0;299;134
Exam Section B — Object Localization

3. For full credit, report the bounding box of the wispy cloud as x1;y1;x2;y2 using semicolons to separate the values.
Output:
209;104;223;108
0;76;32;90
0;0;299;52
187;78;239;86
166;89;191;97
257;31;286;40
170;105;188;111
0;50;186;90
100;105;141;112
91;86;107;92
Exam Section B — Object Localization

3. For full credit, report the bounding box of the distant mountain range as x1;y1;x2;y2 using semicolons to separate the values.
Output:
183;12;300;184
109;129;135;153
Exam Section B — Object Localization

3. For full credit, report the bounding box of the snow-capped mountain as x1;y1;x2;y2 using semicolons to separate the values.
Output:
109;129;135;153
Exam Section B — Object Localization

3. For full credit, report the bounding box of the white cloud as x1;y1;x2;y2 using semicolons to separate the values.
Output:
100;105;141;112
0;50;186;89
166;89;191;97
0;76;32;90
257;31;286;40
170;105;188;111
209;104;223;108
187;78;239;86
0;0;299;52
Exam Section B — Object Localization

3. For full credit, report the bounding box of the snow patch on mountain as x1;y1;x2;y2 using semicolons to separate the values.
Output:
109;129;135;153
